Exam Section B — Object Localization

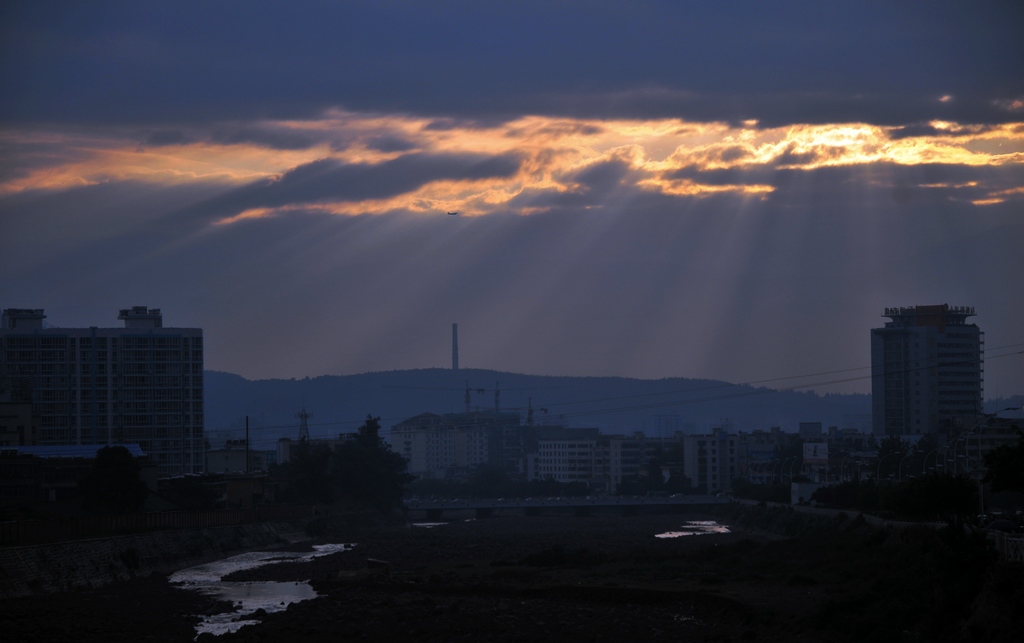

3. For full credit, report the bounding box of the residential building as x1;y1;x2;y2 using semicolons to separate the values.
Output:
0;401;38;446
527;429;660;493
735;428;783;482
871;304;983;437
206;439;267;474
528;427;601;486
389;412;505;479
798;422;823;440
681;428;737;493
596;432;651;492
0;307;204;476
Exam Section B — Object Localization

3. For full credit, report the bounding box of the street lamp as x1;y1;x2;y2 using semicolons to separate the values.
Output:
877;452;899;481
781;457;796;483
921;448;939;476
785;457;797;482
951;407;1021;474
938;443;954;474
897;453;910;483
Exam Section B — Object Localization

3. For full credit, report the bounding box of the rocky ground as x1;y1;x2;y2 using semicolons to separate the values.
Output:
4;506;1023;642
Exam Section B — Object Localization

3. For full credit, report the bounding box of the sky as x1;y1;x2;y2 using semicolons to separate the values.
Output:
1;1;1023;395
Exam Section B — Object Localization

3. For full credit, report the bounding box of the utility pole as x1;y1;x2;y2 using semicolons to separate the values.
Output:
452;323;459;371
245;415;250;474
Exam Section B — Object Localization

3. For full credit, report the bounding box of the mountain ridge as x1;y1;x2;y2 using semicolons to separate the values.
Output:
204;368;875;449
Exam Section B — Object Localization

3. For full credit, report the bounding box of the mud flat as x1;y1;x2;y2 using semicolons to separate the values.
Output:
6;508;1022;642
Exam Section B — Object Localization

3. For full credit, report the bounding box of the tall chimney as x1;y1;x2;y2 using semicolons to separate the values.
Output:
452;323;459;371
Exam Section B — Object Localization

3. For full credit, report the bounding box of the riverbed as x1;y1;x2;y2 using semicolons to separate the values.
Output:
170;544;353;636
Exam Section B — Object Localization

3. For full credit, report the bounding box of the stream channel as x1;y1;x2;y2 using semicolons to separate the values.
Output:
169;543;353;637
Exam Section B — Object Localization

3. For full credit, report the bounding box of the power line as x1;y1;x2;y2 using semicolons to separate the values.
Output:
536;350;1024;421
500;342;1024;412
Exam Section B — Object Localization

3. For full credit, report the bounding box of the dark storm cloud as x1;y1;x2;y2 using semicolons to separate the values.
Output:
667;165;779;187
888;122;999;140
208;126;321;151
2;1;1022;127
573;160;631;191
139;124;326;150
662;162;1024;201
0;135;96;183
142;129;195;146
424;117;515;132
182;152;522;220
509;159;632;210
510;90;1024;129
0;180;231;273
364;135;417;153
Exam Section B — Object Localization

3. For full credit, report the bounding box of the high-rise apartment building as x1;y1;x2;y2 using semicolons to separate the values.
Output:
0;307;204;476
870;304;983;437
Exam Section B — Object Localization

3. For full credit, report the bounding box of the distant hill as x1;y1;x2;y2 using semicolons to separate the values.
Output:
204;368;875;449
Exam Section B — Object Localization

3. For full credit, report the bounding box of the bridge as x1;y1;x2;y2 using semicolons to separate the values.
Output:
404;495;730;520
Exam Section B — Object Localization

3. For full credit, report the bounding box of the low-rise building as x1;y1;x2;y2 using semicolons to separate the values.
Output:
206;439;267;473
0;444;153;507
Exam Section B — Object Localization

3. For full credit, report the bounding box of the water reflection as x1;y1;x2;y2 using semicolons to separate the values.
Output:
655;520;731;538
171;543;353;637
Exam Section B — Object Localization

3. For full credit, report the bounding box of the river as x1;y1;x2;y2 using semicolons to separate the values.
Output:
169;543;353;637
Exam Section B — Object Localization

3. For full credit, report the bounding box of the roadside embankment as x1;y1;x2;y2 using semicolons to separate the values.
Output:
0;520;306;598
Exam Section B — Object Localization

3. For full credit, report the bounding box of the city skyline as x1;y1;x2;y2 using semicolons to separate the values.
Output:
2;3;1022;395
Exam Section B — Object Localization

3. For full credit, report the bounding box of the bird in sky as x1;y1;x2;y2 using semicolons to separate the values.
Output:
447;211;458;215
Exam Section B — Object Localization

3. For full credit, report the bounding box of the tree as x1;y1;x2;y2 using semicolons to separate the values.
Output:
279;439;335;504
79;446;149;513
876;435;910;480
983;431;1024;494
881;473;978;519
915;433;940;457
331;415;415;512
910;433;941;476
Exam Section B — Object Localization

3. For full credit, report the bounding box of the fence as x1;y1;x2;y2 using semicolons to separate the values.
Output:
0;504;310;547
988;532;1024;562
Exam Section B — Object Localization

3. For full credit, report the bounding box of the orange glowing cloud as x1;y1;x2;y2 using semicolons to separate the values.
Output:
2;111;1022;217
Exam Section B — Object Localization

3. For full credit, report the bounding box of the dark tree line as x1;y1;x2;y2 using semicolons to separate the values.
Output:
984;430;1024;494
410;464;591;499
273;415;414;512
78;446;149;513
810;474;978;520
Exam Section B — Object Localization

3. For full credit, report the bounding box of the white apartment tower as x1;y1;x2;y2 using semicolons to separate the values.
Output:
0;307;205;476
871;304;983;437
